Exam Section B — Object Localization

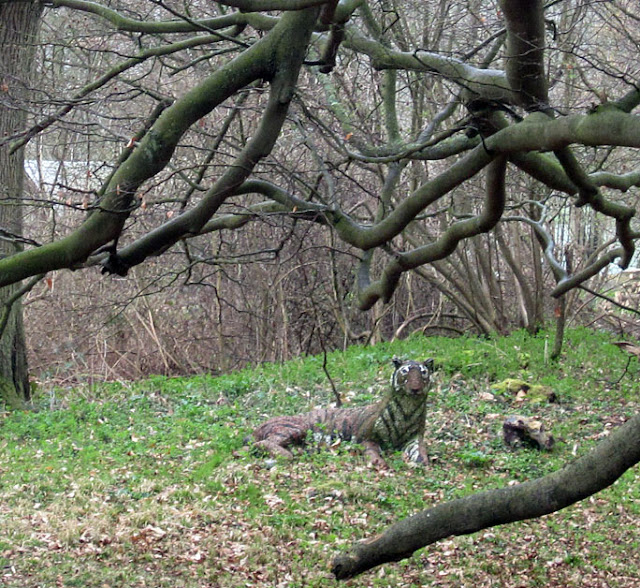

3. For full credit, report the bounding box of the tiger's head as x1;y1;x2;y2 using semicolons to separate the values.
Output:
391;357;434;396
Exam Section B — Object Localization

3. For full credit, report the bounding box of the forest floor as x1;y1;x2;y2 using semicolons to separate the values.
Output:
0;327;639;587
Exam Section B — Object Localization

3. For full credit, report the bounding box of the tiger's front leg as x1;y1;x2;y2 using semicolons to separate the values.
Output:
361;440;389;469
416;436;430;465
402;435;430;466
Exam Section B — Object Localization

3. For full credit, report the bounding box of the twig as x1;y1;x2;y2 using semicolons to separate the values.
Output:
0;274;46;339
321;345;342;407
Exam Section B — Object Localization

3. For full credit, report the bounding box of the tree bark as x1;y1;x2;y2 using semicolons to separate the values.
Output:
0;2;43;407
332;412;640;579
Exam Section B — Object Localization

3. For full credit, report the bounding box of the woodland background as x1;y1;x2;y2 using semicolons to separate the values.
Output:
13;0;640;385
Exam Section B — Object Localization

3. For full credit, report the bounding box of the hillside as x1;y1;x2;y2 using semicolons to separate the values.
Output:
1;328;639;587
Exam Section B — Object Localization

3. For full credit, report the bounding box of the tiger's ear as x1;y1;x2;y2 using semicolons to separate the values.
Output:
424;358;435;371
392;356;404;368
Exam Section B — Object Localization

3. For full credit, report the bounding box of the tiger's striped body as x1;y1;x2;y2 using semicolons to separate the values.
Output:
252;358;434;467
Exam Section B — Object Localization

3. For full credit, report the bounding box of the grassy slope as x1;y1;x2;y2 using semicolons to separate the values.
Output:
0;327;639;587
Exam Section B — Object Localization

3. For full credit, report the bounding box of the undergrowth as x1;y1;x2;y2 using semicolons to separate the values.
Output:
0;327;639;587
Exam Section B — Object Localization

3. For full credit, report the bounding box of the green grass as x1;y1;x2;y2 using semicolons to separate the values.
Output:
0;327;639;586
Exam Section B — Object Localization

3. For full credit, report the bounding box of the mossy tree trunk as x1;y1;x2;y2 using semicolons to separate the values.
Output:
0;2;43;408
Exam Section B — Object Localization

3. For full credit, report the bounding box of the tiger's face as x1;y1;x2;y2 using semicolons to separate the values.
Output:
391;358;434;396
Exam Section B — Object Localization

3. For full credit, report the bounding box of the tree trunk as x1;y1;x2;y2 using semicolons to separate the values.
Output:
0;2;43;408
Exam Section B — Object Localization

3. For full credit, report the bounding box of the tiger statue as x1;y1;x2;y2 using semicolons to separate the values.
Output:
252;357;435;468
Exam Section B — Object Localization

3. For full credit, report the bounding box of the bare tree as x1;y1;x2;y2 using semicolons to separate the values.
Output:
0;1;43;406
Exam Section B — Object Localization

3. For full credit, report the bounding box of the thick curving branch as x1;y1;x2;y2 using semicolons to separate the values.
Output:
552;247;626;298
342;24;516;105
345;104;467;164
352;106;640;307
357;156;508;310
215;0;327;11
101;9;320;274
41;0;258;33
330;107;640;255
332;412;640;580
591;168;640;191
85;180;328;268
504;209;640;300
0;8;317;287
